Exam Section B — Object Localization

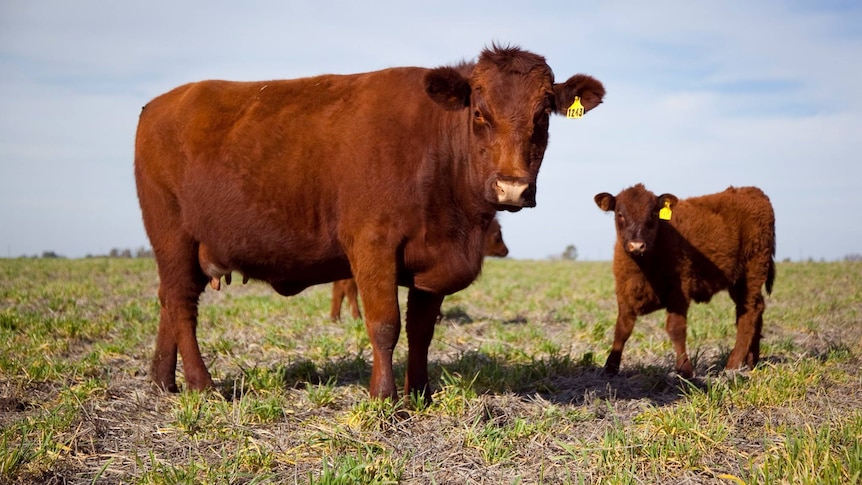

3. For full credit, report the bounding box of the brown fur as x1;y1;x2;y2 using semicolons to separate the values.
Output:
135;44;605;400
594;184;775;377
330;217;509;321
331;278;362;321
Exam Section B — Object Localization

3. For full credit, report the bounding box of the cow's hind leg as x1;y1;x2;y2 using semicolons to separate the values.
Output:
405;288;445;403
151;236;211;392
330;281;346;321
346;279;362;320
727;279;766;371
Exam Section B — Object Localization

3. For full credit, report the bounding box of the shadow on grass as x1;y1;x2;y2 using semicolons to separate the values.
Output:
428;350;708;407
217;353;372;399
215;348;721;407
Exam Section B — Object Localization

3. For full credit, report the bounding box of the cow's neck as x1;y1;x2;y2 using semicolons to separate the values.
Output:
458;110;496;221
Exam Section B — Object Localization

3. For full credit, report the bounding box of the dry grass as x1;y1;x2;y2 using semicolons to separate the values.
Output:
1;258;860;484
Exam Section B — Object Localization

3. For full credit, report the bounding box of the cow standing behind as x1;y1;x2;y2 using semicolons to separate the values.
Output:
331;278;362;321
594;184;775;377
330;217;510;321
135;44;605;400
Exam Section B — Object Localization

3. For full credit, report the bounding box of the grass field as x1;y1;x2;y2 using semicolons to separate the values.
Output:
1;257;860;484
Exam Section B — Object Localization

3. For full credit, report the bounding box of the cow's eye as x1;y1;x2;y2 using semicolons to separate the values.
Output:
474;109;485;123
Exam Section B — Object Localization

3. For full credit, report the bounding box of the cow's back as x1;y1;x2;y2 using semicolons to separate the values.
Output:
135;70;457;288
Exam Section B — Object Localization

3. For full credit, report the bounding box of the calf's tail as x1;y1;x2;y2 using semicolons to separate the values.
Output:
765;218;776;295
765;257;775;295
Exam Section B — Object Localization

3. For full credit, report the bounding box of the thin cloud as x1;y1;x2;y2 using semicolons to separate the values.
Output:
0;1;859;261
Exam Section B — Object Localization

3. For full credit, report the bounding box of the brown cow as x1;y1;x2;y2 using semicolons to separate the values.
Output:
330;217;509;321
135;44;605;400
594;184;775;378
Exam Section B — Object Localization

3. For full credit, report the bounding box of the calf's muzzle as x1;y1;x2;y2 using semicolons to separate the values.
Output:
626;240;646;256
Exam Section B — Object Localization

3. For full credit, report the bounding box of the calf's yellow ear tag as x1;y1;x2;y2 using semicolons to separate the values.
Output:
659;200;673;221
566;96;584;119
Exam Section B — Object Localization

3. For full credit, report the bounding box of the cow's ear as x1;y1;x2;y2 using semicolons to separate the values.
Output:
658;194;679;209
425;67;471;111
553;74;606;115
594;192;616;212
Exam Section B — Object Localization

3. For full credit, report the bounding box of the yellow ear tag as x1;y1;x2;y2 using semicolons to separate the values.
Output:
659;200;673;221
566;96;584;119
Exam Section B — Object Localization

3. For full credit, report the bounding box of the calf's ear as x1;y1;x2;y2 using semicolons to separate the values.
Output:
658;194;679;209
553;74;606;115
594;192;616;211
425;67;471;111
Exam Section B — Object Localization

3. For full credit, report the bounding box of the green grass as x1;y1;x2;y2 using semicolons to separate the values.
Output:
0;258;860;483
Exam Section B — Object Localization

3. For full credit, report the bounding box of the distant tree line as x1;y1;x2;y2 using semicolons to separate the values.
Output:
88;247;155;259
20;247;156;259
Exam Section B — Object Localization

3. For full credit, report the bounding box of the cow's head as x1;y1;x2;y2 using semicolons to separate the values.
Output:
425;44;605;211
594;184;678;257
483;218;509;257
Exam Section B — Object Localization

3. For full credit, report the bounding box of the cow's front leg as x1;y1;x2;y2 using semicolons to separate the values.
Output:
666;310;693;378
353;269;401;401
405;288;445;403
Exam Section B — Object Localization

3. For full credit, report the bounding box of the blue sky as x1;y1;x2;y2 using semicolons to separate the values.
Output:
1;1;860;261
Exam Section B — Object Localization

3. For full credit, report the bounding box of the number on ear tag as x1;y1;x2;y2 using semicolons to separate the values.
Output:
566;96;584;119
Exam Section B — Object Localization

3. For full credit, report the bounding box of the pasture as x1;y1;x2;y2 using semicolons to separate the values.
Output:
1;257;860;484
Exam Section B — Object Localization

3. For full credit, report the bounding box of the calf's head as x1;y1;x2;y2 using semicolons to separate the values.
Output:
425;44;605;211
594;184;678;257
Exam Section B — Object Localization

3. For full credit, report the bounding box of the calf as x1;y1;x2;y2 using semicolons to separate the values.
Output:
330;217;509;320
594;184;775;377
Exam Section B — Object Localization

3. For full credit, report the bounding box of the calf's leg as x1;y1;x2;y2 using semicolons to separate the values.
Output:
748;311;764;367
605;306;638;375
405;288;445;402
665;310;693;378
728;282;766;370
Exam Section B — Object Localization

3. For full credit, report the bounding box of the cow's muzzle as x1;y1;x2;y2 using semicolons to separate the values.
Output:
492;178;536;210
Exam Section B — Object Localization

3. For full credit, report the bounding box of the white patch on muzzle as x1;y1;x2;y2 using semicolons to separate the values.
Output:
495;180;529;206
